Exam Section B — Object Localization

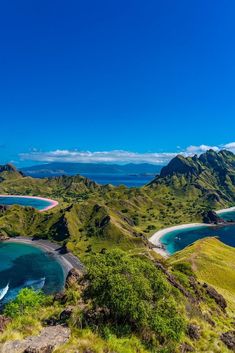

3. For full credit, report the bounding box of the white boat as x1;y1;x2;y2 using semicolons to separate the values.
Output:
0;283;9;301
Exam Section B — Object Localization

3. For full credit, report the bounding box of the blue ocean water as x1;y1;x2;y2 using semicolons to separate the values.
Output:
161;212;235;255
0;242;64;304
80;173;154;187
0;196;53;210
217;211;235;222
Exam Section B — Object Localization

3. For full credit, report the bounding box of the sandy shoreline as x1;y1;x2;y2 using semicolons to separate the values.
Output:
4;237;84;275
216;206;235;214
149;205;235;258
149;223;209;258
0;194;58;212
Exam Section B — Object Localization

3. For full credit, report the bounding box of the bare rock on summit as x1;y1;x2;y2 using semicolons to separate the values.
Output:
0;325;70;353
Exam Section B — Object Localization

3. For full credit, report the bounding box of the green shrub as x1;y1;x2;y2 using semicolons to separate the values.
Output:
84;250;186;346
4;288;48;318
173;262;194;277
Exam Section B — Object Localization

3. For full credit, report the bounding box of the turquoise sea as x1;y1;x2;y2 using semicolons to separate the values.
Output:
0;242;64;304
161;212;235;255
78;173;154;187
0;196;53;211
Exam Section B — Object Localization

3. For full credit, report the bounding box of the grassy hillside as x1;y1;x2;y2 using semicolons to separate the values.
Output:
1;150;235;258
168;237;235;309
1;153;235;352
1;248;234;353
149;150;235;208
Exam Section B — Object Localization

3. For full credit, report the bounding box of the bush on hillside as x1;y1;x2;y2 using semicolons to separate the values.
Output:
84;250;186;347
4;288;48;318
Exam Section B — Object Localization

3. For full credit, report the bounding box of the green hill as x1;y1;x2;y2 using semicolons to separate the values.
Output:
1;152;235;352
0;163;24;181
149;150;235;208
168;237;235;309
1;150;235;258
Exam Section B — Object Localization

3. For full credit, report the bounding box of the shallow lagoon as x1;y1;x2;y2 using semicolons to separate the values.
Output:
0;242;64;304
161;212;235;255
0;195;56;211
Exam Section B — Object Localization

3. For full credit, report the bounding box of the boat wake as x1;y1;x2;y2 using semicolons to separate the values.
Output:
0;283;9;301
0;277;46;304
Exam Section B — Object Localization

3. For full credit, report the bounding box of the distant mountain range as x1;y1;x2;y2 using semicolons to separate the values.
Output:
21;162;163;178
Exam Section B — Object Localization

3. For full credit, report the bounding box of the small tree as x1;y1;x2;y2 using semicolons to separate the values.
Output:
4;288;47;318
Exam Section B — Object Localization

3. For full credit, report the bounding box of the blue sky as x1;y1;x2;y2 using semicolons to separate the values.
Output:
1;0;235;166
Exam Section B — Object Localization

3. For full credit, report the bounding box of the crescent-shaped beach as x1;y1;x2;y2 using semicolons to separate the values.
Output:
149;206;235;257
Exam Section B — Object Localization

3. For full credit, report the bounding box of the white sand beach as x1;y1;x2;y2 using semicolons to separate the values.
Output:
149;223;209;258
150;204;235;258
0;194;58;212
216;206;235;214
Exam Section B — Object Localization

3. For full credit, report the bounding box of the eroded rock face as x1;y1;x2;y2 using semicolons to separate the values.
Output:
0;325;70;353
0;205;9;213
203;283;227;310
202;210;224;224
59;308;73;322
221;331;235;350
65;268;82;288
187;324;201;340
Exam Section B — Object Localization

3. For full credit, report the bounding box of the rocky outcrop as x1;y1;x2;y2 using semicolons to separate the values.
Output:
59;308;73;322
0;325;70;353
203;283;227;310
65;268;82;288
159;155;203;177
220;331;235;350
202;312;216;327
187;323;201;340
0;205;9;213
202;210;225;224
180;342;194;352
148;150;235;205
0;231;9;240
0;163;19;173
0;163;24;181
155;262;193;300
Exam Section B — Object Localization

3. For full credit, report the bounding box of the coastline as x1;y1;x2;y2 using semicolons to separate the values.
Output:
0;194;59;212
149;205;235;258
4;237;84;276
149;223;209;258
216;206;235;215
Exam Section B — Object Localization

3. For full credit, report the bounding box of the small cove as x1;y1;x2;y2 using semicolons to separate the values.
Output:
0;195;58;211
159;211;235;255
0;242;65;304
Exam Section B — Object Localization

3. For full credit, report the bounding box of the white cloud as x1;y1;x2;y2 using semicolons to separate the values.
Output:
185;144;220;154
19;150;179;165
186;142;235;155
19;142;235;165
223;142;235;153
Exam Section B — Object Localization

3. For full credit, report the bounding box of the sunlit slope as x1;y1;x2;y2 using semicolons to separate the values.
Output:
168;237;235;308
